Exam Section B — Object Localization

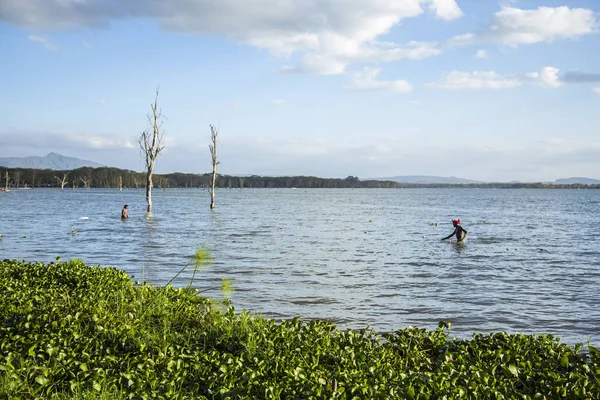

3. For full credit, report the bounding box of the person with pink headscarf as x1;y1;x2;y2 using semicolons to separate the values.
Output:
441;219;467;243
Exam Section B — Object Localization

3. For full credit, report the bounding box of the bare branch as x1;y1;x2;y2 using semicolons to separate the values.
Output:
79;176;90;190
55;173;68;191
138;87;166;213
209;124;219;209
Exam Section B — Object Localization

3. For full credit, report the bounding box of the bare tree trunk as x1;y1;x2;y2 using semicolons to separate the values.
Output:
139;88;165;214
79;176;90;190
209;125;219;209
119;176;123;191
4;171;8;191
55;174;68;191
145;170;153;212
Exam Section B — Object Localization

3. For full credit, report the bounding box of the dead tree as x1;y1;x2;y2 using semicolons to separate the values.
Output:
79;176;90;190
139;88;165;214
4;171;8;191
209;125;219;209
55;174;68;191
13;172;21;188
119;176;123;191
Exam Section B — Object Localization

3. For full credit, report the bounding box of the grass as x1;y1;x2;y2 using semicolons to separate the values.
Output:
0;259;599;399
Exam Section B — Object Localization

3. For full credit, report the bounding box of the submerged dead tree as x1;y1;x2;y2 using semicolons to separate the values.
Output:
4;171;8;191
209;125;219;209
139;88;165;214
55;174;68;191
79;176;90;190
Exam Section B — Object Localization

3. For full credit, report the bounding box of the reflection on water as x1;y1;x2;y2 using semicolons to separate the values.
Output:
1;188;599;345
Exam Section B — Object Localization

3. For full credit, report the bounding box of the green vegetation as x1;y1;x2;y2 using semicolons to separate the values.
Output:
4;167;600;189
1;259;599;399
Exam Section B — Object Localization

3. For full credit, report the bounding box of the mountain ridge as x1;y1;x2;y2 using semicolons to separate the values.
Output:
0;152;103;170
554;177;600;185
371;175;481;184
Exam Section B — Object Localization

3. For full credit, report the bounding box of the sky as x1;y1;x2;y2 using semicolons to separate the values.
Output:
1;0;599;182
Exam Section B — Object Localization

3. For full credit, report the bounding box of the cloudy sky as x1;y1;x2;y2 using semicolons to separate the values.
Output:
1;0;599;181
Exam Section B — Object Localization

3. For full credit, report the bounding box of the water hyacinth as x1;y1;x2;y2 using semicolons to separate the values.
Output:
0;259;598;399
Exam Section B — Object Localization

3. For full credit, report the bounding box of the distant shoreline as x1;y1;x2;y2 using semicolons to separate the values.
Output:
2;166;600;189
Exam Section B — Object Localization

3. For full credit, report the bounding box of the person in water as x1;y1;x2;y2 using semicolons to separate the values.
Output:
121;205;129;219
441;219;467;242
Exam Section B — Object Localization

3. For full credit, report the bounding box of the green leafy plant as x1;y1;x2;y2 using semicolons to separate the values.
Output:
0;259;598;399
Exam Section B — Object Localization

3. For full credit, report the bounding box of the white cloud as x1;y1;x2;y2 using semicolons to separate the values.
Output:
347;67;413;93
0;130;135;151
474;49;487;59
450;6;596;47
428;0;463;21
490;6;596;45
2;1;459;75
80;135;136;150
280;40;442;75
594;88;600;95
429;66;565;90
27;34;57;50
526;66;563;88
428;70;522;90
270;99;288;106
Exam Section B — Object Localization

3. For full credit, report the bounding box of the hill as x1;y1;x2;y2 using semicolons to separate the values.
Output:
372;175;481;184
554;177;600;185
0;152;103;170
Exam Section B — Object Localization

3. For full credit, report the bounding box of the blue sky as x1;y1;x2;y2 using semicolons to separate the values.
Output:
1;0;599;182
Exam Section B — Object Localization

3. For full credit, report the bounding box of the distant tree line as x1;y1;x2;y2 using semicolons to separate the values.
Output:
1;166;599;189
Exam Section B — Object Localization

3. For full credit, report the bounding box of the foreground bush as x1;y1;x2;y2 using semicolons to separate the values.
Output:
0;259;598;399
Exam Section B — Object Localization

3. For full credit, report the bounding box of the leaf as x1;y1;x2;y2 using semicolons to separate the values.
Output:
560;355;568;368
35;376;49;386
508;364;519;377
167;360;176;372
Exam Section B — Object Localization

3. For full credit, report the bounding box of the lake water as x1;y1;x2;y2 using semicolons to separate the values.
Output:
1;188;599;345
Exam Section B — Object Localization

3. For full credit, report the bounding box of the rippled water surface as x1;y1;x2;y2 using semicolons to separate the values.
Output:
1;188;599;344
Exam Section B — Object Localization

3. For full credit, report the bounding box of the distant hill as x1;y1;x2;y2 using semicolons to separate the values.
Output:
554;177;600;185
0;152;103;170
372;175;481;184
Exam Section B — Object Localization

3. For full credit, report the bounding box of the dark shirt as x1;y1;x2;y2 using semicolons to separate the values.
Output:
443;225;468;242
455;226;467;241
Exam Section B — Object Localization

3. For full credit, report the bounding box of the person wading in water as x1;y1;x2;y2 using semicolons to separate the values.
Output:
441;219;467;243
121;205;129;220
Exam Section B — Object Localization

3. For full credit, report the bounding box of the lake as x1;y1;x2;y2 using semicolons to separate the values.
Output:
1;188;599;345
